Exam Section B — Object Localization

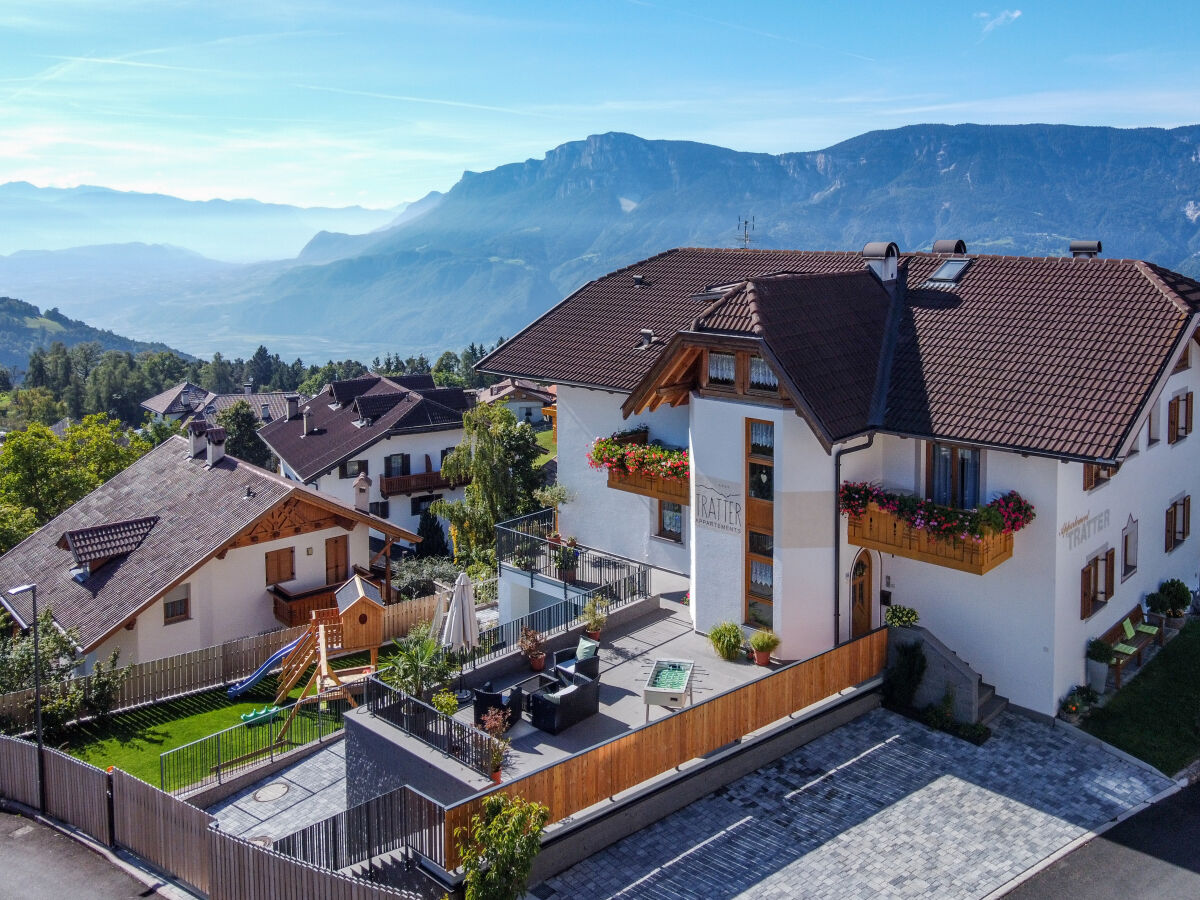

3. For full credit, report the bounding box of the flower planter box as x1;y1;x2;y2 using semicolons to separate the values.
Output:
612;429;649;446
847;503;1014;576
607;469;690;505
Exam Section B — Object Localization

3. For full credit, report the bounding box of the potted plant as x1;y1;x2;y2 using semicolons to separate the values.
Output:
1058;689;1082;725
554;542;579;583
1085;638;1112;693
749;630;781;666
519;626;546;671
884;605;920;629
1145;591;1167;628
547;531;562;546
1158;578;1191;629
431;689;459;717
582;596;607;640
481;707;511;784
708;621;744;661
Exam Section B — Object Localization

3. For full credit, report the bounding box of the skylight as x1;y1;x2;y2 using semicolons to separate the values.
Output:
927;257;971;283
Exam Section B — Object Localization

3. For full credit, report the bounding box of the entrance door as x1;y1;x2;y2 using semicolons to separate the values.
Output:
325;534;349;584
851;551;872;638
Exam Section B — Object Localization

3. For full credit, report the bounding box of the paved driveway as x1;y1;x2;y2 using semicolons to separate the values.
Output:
534;708;1172;900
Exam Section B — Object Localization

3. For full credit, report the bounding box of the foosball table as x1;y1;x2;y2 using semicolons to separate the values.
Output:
643;658;695;721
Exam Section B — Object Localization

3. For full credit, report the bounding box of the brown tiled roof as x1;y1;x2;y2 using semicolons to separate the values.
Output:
140;381;208;416
59;516;158;565
141;381;309;425
0;436;412;652
476;378;556;405
696;271;892;441
203;392;305;425
483;247;1200;461
258;377;470;482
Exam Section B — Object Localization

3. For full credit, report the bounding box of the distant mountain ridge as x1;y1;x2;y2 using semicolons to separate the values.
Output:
0;296;187;373
2;124;1199;360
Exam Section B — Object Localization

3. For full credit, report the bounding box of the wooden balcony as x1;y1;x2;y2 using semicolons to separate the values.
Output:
379;470;461;497
271;568;386;627
847;502;1014;576
607;469;690;505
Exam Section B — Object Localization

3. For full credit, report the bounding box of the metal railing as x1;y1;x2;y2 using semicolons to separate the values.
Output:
363;678;493;777
274;781;448;871
497;509;649;596
159;698;349;794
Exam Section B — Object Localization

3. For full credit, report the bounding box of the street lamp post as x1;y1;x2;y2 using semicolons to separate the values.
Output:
7;584;44;812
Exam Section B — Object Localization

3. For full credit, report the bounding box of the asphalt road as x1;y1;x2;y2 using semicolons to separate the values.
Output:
0;811;154;899
1007;781;1200;899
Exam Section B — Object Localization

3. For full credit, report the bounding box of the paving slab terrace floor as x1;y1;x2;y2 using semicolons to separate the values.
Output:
532;707;1172;900
207;739;346;843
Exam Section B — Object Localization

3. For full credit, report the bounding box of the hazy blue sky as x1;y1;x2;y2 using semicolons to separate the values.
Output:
1;1;1194;207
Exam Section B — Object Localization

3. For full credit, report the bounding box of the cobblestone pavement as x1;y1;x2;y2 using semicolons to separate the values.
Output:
208;739;346;842
534;708;1172;900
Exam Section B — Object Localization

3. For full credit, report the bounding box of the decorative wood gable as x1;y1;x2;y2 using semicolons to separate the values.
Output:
220;494;356;555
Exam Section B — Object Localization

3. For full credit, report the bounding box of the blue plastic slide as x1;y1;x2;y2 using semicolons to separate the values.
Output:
226;636;303;699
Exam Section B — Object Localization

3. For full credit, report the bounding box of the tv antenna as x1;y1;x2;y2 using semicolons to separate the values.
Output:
737;216;755;249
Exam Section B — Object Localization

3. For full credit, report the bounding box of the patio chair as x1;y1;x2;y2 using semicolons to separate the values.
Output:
552;636;600;682
529;672;601;735
472;683;523;730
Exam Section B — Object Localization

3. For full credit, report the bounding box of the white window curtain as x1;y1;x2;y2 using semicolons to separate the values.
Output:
708;352;736;383
750;421;774;454
750;559;773;596
749;356;778;390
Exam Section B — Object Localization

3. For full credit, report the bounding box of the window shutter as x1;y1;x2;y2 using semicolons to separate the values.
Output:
1080;565;1092;619
401;453;411;476
1185;496;1192;539
1168;398;1180;444
1187;393;1194;435
1166;506;1176;551
1083;464;1096;491
1104;549;1115;601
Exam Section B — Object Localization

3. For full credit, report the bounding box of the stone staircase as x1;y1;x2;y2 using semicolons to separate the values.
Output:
887;625;1009;726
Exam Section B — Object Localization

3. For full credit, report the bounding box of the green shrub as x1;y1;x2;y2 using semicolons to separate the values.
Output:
456;794;550;900
884;605;919;628
431;689;460;717
1086;638;1113;663
708;621;745;661
883;641;926;709
1158;579;1192;615
83;649;128;718
749;630;781;653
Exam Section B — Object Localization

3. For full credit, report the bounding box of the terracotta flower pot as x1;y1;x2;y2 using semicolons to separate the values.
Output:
529;653;546;672
586;629;601;642
490;770;502;785
753;649;771;667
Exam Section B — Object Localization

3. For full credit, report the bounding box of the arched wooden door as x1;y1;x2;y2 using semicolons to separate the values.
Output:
851;551;872;639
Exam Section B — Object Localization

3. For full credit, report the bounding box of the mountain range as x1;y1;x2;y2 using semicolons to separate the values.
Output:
2;124;1199;362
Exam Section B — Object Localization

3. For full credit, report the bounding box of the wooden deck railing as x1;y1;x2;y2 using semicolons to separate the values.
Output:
440;627;888;867
380;470;464;496
607;469;690;505
847;502;1014;575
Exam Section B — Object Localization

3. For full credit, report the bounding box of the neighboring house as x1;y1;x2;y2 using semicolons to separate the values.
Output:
474;377;555;424
257;374;473;538
141;380;308;427
480;240;1200;718
0;427;416;669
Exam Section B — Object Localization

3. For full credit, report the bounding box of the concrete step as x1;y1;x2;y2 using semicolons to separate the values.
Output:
978;691;1009;727
978;681;996;707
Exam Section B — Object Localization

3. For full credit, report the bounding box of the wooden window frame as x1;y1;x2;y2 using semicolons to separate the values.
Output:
384;453;411;478
1121;516;1137;580
925;442;981;509
704;350;738;389
1079;548;1115;620
369;500;390;518
265;547;296;585
1165;495;1191;552
410;494;442;516
1083;462;1118;491
163;585;190;625
1167;392;1194;444
746;355;779;395
656;500;683;543
339;459;368;479
1172;344;1190;374
745;418;775;629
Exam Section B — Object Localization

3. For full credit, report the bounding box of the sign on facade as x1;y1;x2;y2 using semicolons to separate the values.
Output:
695;474;744;537
1058;509;1110;549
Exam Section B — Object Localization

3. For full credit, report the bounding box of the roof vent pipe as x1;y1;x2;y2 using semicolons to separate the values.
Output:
302;406;311;437
862;241;900;283
639;328;654;348
1070;240;1102;258
931;239;967;255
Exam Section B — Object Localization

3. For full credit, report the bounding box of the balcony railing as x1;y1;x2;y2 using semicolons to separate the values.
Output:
379;470;464;496
271;568;386;627
607;469;690;505
847;502;1014;575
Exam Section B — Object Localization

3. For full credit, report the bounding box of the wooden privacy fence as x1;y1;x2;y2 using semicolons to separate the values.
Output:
441;627;889;868
42;746;112;845
0;733;39;808
112;769;215;895
0;593;443;733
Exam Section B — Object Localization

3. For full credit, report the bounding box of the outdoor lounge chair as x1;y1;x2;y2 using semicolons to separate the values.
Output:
472;683;523;730
552;636;600;682
529;672;601;735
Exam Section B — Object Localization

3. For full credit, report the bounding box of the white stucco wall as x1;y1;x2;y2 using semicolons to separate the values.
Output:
88;522;372;668
554;385;690;575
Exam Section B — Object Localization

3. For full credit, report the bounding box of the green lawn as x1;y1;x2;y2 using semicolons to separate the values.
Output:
1082;621;1200;775
64;650;378;784
535;427;557;467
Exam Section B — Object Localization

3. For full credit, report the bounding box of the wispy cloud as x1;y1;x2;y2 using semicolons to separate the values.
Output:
295;84;554;118
43;54;219;74
975;9;1022;35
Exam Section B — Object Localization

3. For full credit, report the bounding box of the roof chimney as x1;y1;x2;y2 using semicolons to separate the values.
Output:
260;402;271;421
353;472;372;512
187;420;208;458
301;406;311;437
639;328;654;349
1069;240;1102;259
205;426;227;467
862;241;900;283
931;239;967;255
285;394;299;419
243;381;253;395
